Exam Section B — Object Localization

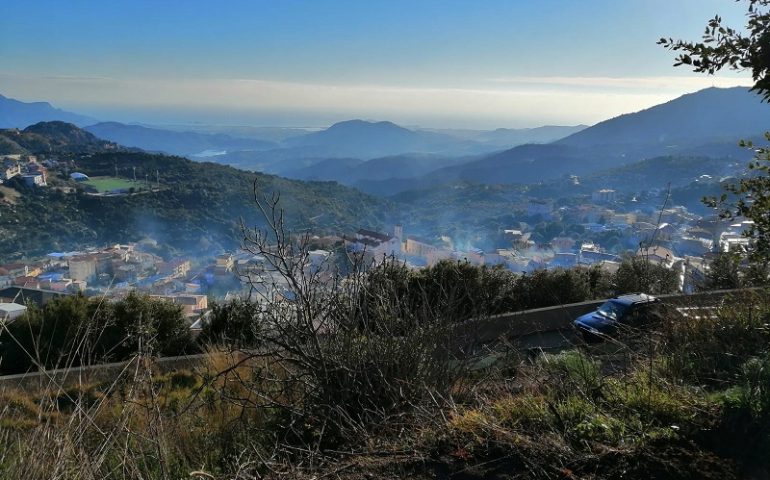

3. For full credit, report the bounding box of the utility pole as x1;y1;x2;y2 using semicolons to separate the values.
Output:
133;166;137;182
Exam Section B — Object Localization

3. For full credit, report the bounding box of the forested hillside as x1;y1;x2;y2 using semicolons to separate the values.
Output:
0;125;395;261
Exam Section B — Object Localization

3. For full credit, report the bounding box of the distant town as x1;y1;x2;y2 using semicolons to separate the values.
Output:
0;151;754;327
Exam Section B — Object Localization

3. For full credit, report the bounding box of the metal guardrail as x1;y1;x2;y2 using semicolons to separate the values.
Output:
0;288;765;388
455;287;766;347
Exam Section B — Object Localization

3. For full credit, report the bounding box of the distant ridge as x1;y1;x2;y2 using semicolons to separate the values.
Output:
0;93;95;128
0;121;117;154
283;119;482;158
558;86;768;148
0;122;394;262
407;87;766;188
84;121;278;156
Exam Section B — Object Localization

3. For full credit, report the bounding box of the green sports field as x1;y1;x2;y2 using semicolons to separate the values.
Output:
82;177;144;193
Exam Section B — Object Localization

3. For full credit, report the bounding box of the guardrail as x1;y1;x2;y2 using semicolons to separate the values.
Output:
1;288;765;389
456;287;766;348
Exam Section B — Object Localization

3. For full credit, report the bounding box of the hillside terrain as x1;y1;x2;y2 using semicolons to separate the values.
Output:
84;122;279;156
392;87;765;191
423;124;588;146
0;121;118;154
0;121;747;261
0;94;95;128
0;123;394;262
558;87;769;148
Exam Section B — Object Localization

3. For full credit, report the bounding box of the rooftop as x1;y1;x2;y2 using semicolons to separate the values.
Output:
0;302;27;314
612;293;659;306
357;229;393;242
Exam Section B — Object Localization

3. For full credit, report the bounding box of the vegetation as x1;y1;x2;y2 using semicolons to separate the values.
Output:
662;0;770;278
0;275;766;479
0;193;759;480
659;0;770;101
0;149;394;262
0;121;116;155
0;4;768;477
82;176;146;193
0;292;195;375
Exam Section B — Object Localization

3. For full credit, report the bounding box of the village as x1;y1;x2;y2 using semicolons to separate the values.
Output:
0;183;753;327
0;148;756;327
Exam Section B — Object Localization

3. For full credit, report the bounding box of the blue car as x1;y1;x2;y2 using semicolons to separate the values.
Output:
574;293;662;341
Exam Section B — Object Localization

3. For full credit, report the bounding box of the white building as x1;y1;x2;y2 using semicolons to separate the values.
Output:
719;220;754;252
348;229;401;257
591;189;616;203
22;173;47;187
0;302;27;323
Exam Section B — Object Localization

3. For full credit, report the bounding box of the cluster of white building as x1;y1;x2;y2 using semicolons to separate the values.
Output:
1;154;48;187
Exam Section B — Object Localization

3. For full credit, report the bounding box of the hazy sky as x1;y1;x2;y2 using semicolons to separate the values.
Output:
0;0;755;128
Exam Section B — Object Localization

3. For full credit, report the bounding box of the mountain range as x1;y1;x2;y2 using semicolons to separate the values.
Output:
221;87;767;194
558;87;769;148
0;106;759;261
421;125;588;147
0;121;117;154
1;87;767;199
84;122;279;156
0;92;585;174
387;86;768;192
0;94;95;128
0;122;395;262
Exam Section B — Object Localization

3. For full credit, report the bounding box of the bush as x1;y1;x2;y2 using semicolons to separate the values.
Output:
538;350;602;399
199;298;262;348
614;256;679;295
736;354;770;418
659;292;770;386
0;292;194;374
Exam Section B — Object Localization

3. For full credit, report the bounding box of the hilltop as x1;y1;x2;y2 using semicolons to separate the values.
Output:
283;119;479;157
0;121;118;154
398;87;765;189
84;122;279;156
558;86;769;148
0;123;394;261
0;93;95;128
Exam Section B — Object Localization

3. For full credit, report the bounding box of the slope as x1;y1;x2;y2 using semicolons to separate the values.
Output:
0;121;118;154
84;122;278;157
413;87;767;187
0;93;96;128
0;124;395;262
558;86;769;148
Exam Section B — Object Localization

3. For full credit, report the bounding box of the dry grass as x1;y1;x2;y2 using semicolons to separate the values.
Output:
0;185;20;204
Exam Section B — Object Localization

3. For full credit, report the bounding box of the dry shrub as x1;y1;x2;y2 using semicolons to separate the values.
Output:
658;290;770;386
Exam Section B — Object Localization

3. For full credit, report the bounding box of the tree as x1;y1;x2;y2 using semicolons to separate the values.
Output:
199;298;262;348
614;257;679;295
701;251;743;290
658;0;770;101
0;293;193;374
660;0;770;276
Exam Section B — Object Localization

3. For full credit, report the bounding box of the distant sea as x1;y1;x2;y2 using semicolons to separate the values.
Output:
191;149;227;158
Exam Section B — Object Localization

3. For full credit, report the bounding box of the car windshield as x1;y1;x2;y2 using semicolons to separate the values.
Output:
596;300;629;321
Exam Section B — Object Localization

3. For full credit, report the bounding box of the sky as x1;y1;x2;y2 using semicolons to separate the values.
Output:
0;0;755;129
